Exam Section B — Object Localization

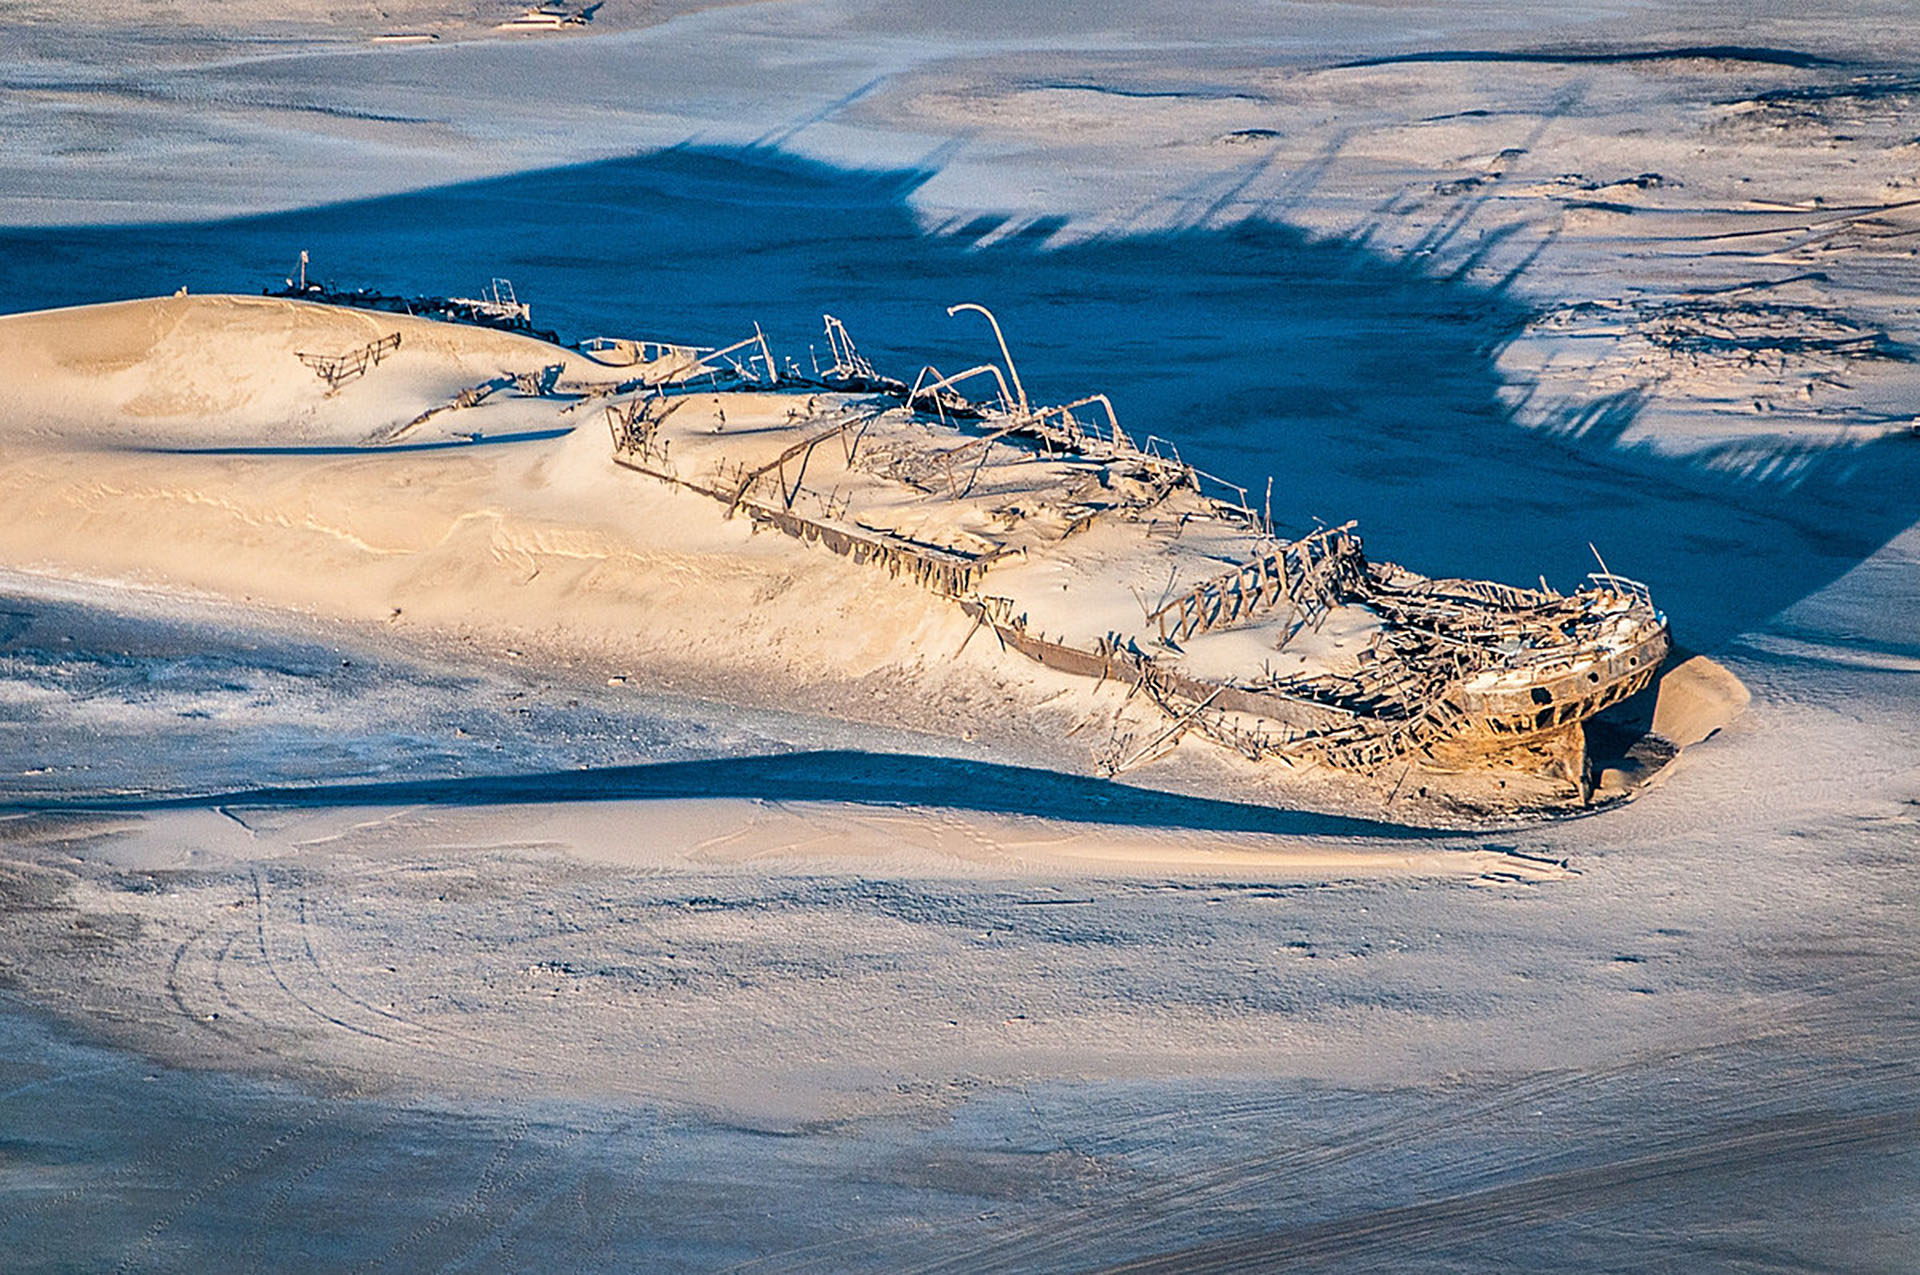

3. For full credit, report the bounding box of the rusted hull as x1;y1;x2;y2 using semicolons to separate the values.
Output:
601;351;1673;793
1457;631;1670;742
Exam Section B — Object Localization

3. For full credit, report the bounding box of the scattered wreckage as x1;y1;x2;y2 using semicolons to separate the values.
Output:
281;263;1671;795
586;304;1671;790
266;267;562;345
496;5;598;32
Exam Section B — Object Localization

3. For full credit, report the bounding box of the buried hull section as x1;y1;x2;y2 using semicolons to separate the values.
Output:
599;351;1671;802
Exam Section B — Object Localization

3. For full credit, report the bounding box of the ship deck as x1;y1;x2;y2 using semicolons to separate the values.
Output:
602;380;1669;777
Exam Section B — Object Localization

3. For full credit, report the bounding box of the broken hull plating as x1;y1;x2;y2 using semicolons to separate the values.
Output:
603;376;1672;798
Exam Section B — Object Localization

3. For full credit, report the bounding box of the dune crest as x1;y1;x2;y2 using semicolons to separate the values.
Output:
1652;655;1752;749
0;294;1722;820
0;294;594;445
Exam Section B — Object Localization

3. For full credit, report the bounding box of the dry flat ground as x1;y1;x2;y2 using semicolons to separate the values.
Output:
1;1;1918;1270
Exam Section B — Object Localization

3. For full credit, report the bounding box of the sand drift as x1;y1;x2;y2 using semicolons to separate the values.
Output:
0;292;1740;818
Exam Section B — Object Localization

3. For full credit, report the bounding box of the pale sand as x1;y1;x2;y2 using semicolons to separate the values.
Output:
3;11;1912;1263
0;296;989;698
5;292;1668;820
81;799;1540;883
1652;655;1753;749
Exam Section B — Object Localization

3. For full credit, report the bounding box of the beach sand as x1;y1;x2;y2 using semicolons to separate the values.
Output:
1;3;1915;1269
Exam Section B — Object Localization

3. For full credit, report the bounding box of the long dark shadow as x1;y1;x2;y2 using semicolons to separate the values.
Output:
140;427;572;456
0;750;1445;840
1334;46;1842;70
2;145;1915;653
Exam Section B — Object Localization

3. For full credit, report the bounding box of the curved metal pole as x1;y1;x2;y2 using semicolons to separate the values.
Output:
946;303;1028;417
909;362;1016;414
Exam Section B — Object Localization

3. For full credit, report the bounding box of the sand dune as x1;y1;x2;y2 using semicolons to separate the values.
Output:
0;4;1912;1268
1;294;1733;820
1651;655;1753;749
1;295;1266;809
0;293;594;444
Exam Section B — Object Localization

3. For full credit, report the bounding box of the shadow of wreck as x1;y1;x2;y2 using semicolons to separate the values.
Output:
2;750;1443;840
2;145;1916;654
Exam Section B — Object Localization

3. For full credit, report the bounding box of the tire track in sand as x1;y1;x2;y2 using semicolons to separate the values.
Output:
1085;1109;1920;1273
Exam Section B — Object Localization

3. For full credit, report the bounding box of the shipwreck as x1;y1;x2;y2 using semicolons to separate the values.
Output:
585;303;1671;792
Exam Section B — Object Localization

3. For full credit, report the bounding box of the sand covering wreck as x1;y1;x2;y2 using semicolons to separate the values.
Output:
0;292;1732;815
598;316;1672;786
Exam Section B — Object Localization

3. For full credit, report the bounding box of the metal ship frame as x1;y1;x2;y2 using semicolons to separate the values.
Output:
584;305;1671;787
269;266;1669;790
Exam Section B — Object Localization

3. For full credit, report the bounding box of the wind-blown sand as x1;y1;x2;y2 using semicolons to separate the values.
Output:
1;2;1915;1270
2;291;1650;818
0;293;596;443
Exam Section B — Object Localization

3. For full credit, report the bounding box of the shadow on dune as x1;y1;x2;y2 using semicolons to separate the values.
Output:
6;750;1440;840
144;427;572;456
2;145;1916;654
1334;46;1841;70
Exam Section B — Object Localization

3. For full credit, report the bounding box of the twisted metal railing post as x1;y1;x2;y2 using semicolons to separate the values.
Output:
946;303;1028;418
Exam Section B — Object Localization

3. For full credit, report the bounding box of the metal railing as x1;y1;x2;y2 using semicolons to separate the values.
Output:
1584;572;1653;606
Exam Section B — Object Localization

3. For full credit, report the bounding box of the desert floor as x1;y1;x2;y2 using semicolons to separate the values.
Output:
2;1;1918;1270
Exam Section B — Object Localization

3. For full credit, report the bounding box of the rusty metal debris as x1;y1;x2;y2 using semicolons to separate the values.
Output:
267;262;561;343
295;332;401;390
1148;523;1365;646
604;307;1671;788
379;362;565;441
